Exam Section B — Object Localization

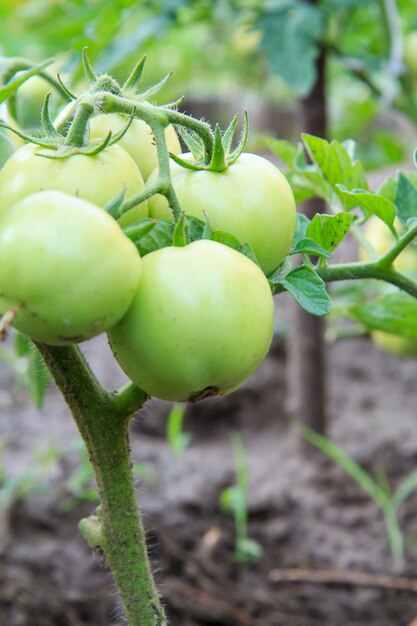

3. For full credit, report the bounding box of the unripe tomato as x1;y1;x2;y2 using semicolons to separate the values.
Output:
360;217;417;357
0;142;148;226
108;240;274;402
148;153;296;275
404;32;417;76
89;113;181;181
360;216;417;275
372;330;417;357
0;191;141;345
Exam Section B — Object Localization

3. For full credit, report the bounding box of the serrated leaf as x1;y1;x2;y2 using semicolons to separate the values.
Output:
394;173;417;225
336;186;396;228
274;264;331;316
306;212;355;252
290;238;331;258
302;134;368;196
351;293;417;339
210;230;241;250
293;213;311;246
27;348;50;409
257;1;324;96
136;220;174;256
264;137;301;167
286;169;333;204
185;215;205;242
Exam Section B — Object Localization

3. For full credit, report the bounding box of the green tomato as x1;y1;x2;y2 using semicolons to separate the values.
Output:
404;32;417;76
0;191;141;345
360;216;417;275
148;153;296;275
371;330;417;358
89;113;181;181
108;240;274;402
0;142;148;226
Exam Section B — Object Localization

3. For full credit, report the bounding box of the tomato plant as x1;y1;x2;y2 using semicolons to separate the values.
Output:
109;239;274;402
0;191;141;344
2;51;417;626
404;31;417;76
0;141;148;226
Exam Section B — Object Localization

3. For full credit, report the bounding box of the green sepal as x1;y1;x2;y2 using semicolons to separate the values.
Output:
82;47;97;83
135;220;175;256
0;59;52;104
122;55;147;92
206;124;227;172
41;92;61;139
172;214;189;247
122;219;157;242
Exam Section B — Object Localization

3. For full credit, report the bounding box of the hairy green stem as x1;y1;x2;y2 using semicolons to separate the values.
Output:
318;261;417;298
64;101;94;147
35;343;165;626
379;222;417;267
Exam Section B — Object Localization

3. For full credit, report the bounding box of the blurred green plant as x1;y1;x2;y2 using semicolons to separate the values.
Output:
219;432;263;564
303;426;417;571
166;403;191;464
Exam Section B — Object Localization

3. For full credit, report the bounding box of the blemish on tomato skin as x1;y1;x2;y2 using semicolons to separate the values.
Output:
188;386;219;403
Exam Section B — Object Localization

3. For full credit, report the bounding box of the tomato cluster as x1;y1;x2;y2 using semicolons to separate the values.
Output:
0;82;296;402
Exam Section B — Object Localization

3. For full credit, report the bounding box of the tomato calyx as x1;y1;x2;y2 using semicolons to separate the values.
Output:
171;111;249;173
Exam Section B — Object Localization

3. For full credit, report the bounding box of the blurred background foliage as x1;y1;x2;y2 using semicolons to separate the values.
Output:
1;0;417;169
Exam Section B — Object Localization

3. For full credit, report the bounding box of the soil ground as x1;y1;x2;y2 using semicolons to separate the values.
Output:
1;322;417;626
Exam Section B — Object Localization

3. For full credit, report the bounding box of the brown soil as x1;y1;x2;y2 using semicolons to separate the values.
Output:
1;324;417;626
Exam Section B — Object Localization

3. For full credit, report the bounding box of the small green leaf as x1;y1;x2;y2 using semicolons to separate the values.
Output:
185;215;205;242
394;173;417;225
27;348;50;409
292;213;311;246
238;243;261;267
210;230;241;250
306;212;356;252
123;218;157;242
290;238;331;258
274;264;331;316
302;134;368;193
336;186;396;229
136;220;175;256
351;293;417;339
264;137;301;167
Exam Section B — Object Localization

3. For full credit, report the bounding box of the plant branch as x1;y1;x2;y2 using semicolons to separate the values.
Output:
36;343;165;626
317;262;417;298
378;222;417;268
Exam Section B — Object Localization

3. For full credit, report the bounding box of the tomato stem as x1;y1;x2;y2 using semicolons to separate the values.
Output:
35;343;165;626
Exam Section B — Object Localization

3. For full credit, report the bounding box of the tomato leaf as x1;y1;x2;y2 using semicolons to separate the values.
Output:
257;1;324;96
302;134;368;197
264;137;303;168
135;220;175;256
185;215;205;242
290;238;331;258
122;218;157;242
306;212;356;252
272;264;331;316
351;293;417;339
336;186;396;229
27;347;50;409
394;173;417;225
210;230;242;250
